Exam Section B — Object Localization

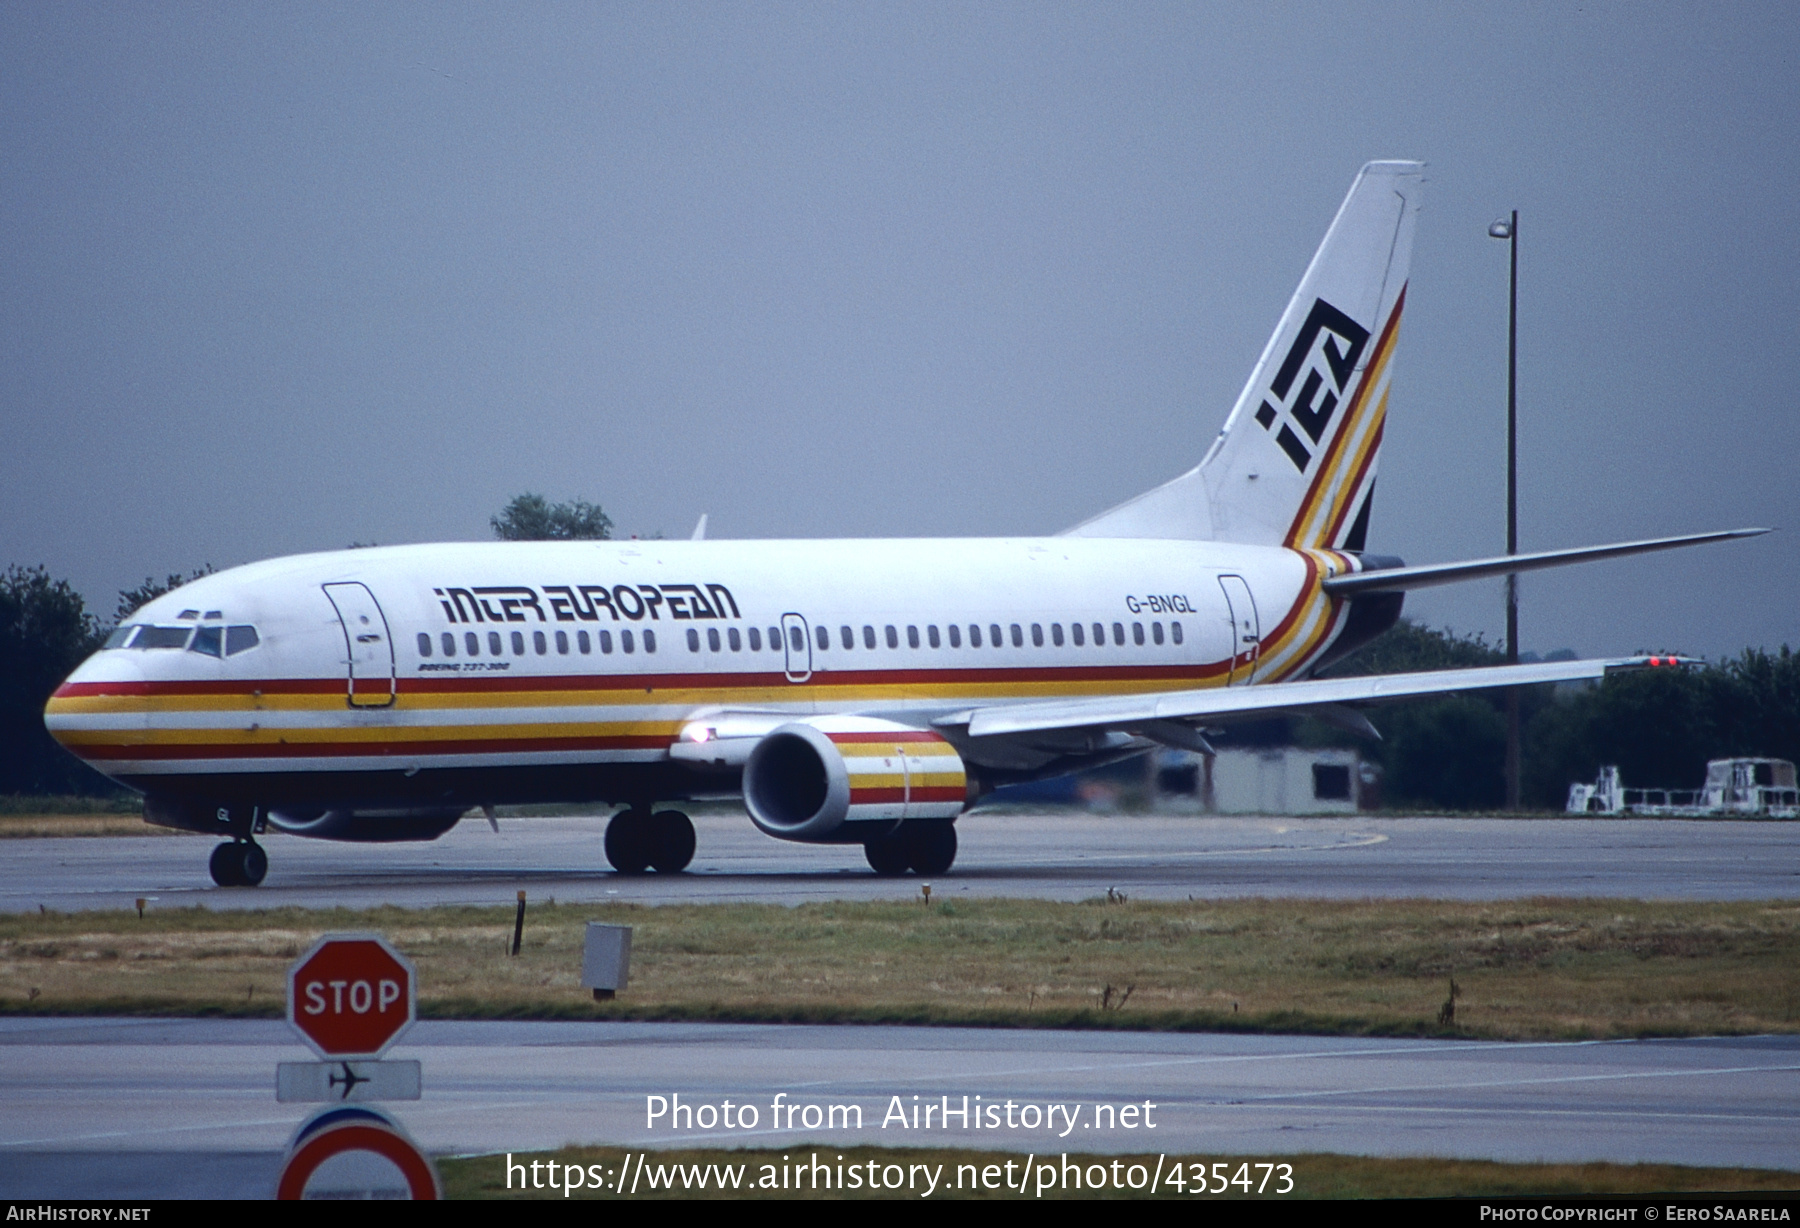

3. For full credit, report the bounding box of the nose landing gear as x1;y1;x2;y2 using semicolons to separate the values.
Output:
604;808;696;874
209;839;268;887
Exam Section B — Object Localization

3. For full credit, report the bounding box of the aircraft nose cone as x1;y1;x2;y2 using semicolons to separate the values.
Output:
43;652;148;768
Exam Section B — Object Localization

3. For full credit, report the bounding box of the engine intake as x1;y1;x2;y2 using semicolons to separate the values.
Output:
742;716;968;843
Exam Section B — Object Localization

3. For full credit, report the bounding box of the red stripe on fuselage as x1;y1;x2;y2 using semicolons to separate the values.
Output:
72;734;671;761
56;659;1235;702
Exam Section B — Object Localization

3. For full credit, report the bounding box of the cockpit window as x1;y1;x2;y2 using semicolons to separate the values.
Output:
225;625;260;655
132;625;193;649
102;626;135;649
189;626;223;657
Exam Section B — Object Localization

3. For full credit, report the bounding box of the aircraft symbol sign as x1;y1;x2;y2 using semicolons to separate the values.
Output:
287;934;416;1059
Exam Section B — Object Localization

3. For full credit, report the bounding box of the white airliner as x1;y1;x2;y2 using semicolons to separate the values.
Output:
45;161;1763;887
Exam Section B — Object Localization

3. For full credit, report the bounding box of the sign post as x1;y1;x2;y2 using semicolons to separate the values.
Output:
279;934;437;1198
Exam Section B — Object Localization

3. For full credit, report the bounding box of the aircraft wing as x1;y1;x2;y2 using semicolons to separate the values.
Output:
946;656;1688;740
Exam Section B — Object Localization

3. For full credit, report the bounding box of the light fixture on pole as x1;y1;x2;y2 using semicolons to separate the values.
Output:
1489;211;1520;810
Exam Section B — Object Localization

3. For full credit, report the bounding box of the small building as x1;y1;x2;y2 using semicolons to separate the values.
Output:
1154;746;1372;815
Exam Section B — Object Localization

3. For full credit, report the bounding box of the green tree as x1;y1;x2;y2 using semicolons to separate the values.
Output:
490;494;613;542
0;566;116;795
1320;618;1507;677
1522;646;1800;805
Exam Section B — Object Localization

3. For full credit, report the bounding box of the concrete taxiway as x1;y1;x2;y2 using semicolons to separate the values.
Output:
4;810;1797;914
1;1018;1796;1198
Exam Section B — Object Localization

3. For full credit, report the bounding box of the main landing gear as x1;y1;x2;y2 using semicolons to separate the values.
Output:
209;838;268;887
604;808;696;875
864;822;957;877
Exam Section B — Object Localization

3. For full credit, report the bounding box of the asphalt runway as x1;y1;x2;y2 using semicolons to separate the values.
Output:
1;1019;1795;1198
4;810;1797;914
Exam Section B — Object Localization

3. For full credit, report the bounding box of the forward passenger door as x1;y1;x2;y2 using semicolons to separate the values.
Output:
323;582;397;707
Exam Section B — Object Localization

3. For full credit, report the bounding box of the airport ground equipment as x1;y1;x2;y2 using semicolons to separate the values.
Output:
1567;759;1799;817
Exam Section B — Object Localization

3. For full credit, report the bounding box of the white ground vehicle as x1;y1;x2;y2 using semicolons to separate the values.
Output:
1567;759;1799;817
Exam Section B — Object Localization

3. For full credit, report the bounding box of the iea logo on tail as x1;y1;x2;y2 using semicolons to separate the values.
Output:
287;934;416;1060
1253;298;1370;473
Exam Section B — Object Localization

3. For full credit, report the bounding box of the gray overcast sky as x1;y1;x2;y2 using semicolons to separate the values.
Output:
2;2;1794;659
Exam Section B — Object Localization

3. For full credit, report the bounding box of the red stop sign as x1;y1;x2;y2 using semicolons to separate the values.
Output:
287;934;416;1059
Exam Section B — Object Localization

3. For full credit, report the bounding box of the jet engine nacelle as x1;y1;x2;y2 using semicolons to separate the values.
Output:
264;806;466;842
742;716;969;843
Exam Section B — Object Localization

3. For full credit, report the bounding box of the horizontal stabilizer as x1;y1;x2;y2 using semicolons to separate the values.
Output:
1322;528;1769;596
952;656;1688;741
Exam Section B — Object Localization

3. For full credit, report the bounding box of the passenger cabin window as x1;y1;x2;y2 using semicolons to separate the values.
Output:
1171;622;1183;644
466;632;480;656
788;626;804;652
863;625;877;649
1093;623;1105;646
555;630;569;654
711;628;723;652
927;625;940;648
643;629;656;653
1010;624;1023;648
885;625;898;649
840;625;854;649
621;630;635;654
748;627;761;651
767;626;781;649
948;624;961;648
1051;623;1064;646
687;629;701;652
442;632;456;657
1030;624;1043;647
417;632;432;657
534;631;547;655
815;625;829;650
510;631;524;655
1152;622;1164;645
1133;622;1145;646
578;630;591;653
1112;623;1125;646
728;627;741;651
989;624;1002;648
488;631;503;655
599;630;614;654
1072;622;1084;646
907;626;920;649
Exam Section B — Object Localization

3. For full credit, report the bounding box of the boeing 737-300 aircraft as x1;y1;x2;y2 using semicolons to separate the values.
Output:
44;161;1764;886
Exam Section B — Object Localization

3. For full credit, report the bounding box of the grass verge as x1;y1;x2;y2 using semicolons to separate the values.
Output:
440;1146;1799;1199
0;794;154;837
4;897;1799;1039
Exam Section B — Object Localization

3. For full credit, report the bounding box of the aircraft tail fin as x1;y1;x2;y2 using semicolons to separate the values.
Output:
1066;160;1423;550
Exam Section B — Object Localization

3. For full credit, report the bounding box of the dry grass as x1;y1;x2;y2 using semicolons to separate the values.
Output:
3;897;1798;1039
0;813;173;838
440;1146;1800;1199
0;796;153;838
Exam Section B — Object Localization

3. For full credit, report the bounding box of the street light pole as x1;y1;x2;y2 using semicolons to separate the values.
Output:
1489;211;1520;809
